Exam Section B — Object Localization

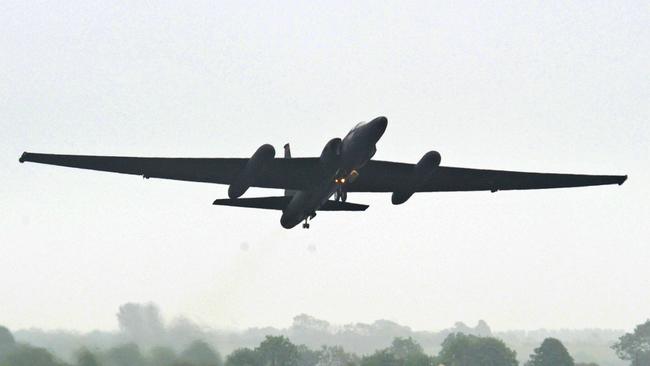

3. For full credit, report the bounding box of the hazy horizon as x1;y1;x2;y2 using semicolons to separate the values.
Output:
1;1;648;335
4;307;632;334
2;301;634;333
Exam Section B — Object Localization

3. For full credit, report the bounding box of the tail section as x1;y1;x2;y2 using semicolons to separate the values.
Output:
283;143;298;197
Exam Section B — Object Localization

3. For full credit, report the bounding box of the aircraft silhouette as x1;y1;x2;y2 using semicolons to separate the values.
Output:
20;116;626;229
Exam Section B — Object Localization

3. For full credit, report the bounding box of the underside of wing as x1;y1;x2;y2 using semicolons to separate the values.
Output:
19;152;321;190
348;160;627;192
422;166;627;192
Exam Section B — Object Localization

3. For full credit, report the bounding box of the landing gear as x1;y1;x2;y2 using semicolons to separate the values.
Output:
303;212;317;229
335;186;347;202
302;212;316;229
334;170;356;203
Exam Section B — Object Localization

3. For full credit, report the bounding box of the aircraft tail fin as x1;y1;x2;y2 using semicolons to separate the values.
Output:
283;143;297;197
213;196;368;211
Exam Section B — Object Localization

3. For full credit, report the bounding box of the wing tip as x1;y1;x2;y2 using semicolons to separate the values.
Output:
19;152;28;163
618;175;627;185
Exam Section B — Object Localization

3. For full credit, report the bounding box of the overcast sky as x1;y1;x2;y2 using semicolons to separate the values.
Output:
1;1;648;333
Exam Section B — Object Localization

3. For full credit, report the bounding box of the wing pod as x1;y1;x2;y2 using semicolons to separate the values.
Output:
391;151;441;204
228;144;275;198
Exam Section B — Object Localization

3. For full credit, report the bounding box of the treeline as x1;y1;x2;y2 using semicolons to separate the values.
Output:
3;303;648;366
5;321;647;366
11;303;626;365
1;327;222;366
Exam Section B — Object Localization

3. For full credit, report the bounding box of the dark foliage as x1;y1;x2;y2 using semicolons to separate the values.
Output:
525;338;574;366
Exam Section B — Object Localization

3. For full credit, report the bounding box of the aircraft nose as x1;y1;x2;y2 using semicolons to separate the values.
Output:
368;116;388;141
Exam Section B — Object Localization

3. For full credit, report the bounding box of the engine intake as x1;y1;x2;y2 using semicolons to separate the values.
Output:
320;138;342;171
391;151;441;204
228;144;276;198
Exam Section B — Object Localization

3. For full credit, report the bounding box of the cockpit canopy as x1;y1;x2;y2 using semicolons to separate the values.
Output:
347;121;365;136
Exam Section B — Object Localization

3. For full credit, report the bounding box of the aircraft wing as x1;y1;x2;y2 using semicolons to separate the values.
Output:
348;160;627;192
19;152;322;190
19;152;626;193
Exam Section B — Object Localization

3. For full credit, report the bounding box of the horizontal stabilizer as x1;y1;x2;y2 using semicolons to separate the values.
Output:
319;200;369;211
213;196;369;211
213;196;290;210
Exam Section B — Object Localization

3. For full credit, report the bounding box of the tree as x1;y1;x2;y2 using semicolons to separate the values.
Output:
225;348;258;366
389;337;423;360
179;340;223;366
360;349;399;366
360;337;433;366
0;327;14;348
0;326;16;360
297;344;321;366
150;346;178;366
526;338;574;366
0;344;65;366
75;348;100;366
292;315;331;333
116;303;165;347
256;336;299;366
612;319;650;366
167;317;205;348
316;346;359;366
436;333;518;366
103;343;146;366
388;337;433;366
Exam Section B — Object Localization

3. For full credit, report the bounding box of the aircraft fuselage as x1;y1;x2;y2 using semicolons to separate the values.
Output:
280;116;388;229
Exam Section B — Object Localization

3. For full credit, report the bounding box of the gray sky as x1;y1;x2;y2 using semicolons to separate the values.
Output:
1;1;648;333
